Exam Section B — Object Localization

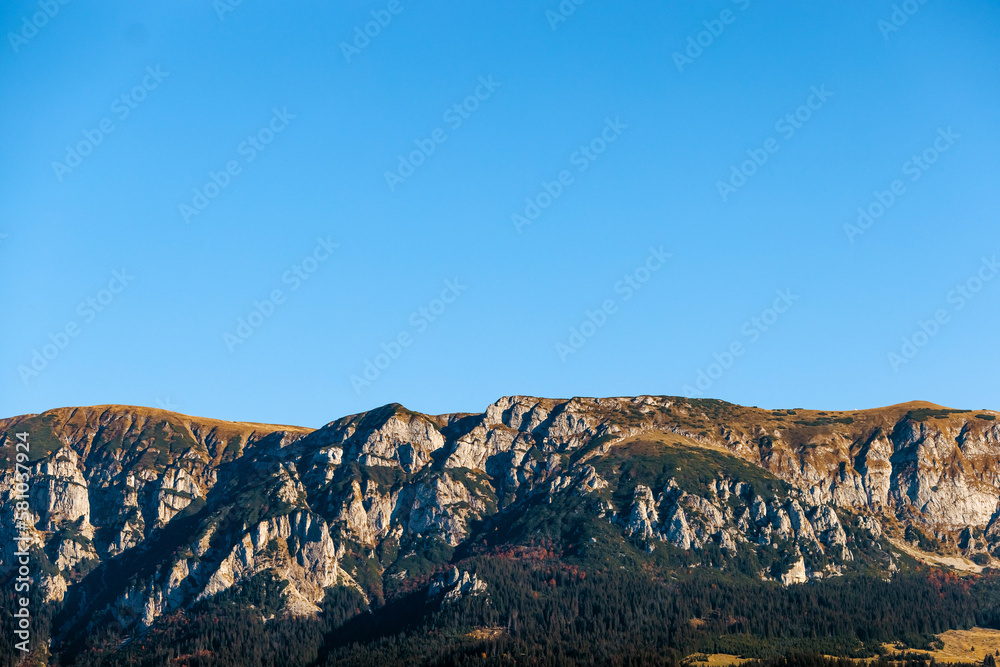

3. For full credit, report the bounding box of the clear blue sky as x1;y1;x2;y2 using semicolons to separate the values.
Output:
2;1;999;428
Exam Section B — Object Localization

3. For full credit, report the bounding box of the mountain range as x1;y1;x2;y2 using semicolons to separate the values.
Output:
3;395;1000;666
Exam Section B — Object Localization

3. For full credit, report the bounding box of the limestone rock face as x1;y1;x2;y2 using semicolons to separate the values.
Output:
787;500;817;543
340;478;399;545
0;406;314;630
624;485;660;540
781;557;808;585
684;494;726;535
664;505;694;550
445;426;524;472
406;473;485;546
718;529;739;554
857;515;883;540
550;465;608;496
351;408;445;471
31;449;93;536
41;573;68;603
811;506;845;544
199;511;354;616
756;415;1000;532
855;434;894;506
430;566;488;601
483;396;601;449
612;475;858;577
53;536;97;571
3;397;1000;637
152;467;203;525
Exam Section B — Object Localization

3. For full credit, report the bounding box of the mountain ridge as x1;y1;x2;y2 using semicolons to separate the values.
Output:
3;394;1000;664
6;396;983;432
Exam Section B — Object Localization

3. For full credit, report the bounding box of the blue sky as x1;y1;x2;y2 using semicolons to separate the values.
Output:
2;0;999;428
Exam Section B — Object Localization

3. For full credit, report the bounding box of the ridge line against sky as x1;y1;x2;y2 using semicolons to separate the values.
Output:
1;1;998;428
1;396;993;431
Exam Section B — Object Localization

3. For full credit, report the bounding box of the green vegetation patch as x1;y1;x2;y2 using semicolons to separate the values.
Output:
906;408;965;422
222;434;244;460
449;468;498;514
194;571;289;618
592;435;789;503
1;414;67;465
794;417;855;427
388;535;455;581
904;525;945;554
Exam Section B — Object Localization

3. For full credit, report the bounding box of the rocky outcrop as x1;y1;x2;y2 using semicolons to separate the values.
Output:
445;426;526;473
429;566;488;602
406;473;487;546
3;396;1000;636
624;485;659;540
550;465;608;496
198;511;357;616
616;476;856;579
781;557;808;585
151;467;202;525
604;478;864;581
339;478;398;545
664;504;695;550
755;412;1000;532
341;406;446;471
31;448;93;537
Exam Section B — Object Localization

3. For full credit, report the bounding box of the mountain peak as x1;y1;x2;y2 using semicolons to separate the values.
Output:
3;394;1000;663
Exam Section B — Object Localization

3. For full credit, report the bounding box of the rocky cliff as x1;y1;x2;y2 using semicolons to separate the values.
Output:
2;396;998;640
